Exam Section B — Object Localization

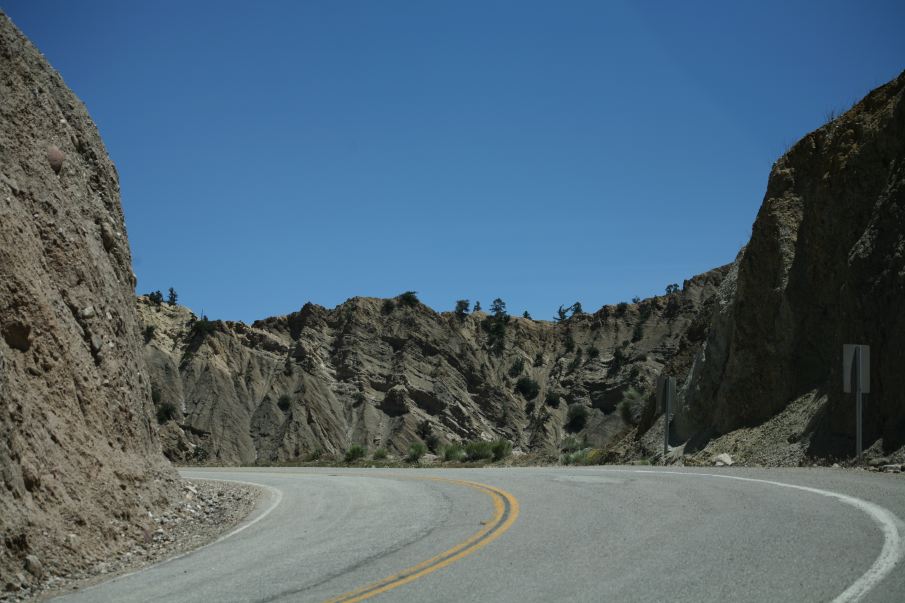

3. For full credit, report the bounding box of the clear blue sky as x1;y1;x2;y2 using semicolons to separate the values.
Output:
5;1;904;322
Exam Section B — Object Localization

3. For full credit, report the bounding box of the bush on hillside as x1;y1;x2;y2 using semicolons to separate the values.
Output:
156;401;178;424
515;376;540;400
398;291;419;307
565;404;589;433
407;442;427;463
442;443;466;462
465;440;494;461
491;439;512;461
344;444;366;463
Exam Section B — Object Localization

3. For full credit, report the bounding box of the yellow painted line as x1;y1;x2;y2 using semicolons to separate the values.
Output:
322;476;520;603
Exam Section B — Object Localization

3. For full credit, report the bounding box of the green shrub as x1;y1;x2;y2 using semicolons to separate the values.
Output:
147;290;164;306
142;325;156;343
544;391;561;408
442;443;465;462
508;357;525;378
192;445;208;463
344;444;366;463
568;348;583;372
151;385;162;405
454;299;470;317
277;394;291;412
586;346;599;359
665;283;680;295
561;435;586;453
562;450;590;465
373;448;388;460
616;302;628;316
632;296;641;304
305;449;322;461
563;331;575;353
515;376;540;400
464;440;494;461
491;439;512;461
565;404;589;433
481;310;510;355
416;420;440;452
381;299;396;314
156;401;177;424
406;442;427;463
533;352;544;367
619;387;645;425
190;315;217;338
398;291;419;307
609;346;628;376
522;310;531;319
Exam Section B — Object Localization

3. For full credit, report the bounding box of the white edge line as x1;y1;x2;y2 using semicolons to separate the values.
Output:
600;469;905;603
52;476;283;600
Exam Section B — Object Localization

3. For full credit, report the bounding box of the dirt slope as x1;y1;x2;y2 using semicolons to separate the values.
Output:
140;268;726;464
0;12;178;591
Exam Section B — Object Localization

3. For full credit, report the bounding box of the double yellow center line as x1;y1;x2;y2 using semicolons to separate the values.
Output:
323;476;520;603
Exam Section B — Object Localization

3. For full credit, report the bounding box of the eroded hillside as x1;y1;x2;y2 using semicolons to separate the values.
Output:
0;12;178;590
675;69;905;465
140;268;727;464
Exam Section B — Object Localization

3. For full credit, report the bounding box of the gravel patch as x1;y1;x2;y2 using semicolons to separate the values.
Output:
3;480;260;602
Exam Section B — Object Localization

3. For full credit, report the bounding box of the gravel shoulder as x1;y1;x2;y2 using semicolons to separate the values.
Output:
2;480;260;602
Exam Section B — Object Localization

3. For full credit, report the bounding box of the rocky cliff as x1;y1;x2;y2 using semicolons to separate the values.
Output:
677;69;905;464
0;12;178;590
140;268;727;464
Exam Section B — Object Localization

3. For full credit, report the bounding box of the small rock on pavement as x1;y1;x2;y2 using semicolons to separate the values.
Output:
712;453;734;467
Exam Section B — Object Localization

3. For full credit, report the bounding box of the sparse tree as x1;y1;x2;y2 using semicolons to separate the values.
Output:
571;302;583;316
473;301;482;312
482;299;510;355
632;296;641;304
398;291;419;307
454;299;470;318
167;287;178;306
490;298;507;318
555;305;569;322
665;283;680;295
147;290;164;306
522;310;531;319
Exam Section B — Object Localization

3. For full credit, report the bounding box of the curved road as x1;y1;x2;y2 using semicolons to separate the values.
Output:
56;466;905;602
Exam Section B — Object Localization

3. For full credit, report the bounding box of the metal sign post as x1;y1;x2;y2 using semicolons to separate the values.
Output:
656;375;676;463
843;344;870;464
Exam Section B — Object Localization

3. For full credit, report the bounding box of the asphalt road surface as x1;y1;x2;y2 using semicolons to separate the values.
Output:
55;466;905;602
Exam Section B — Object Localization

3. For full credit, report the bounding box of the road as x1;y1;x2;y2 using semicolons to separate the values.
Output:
55;466;905;602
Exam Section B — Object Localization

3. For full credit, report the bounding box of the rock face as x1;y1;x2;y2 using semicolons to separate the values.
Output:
140;268;727;464
0;12;177;588
679;69;905;460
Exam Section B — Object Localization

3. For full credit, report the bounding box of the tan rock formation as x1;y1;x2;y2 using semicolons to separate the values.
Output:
139;269;726;464
0;12;178;588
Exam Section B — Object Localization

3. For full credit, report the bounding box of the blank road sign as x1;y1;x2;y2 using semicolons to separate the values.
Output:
656;375;676;412
843;344;870;393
